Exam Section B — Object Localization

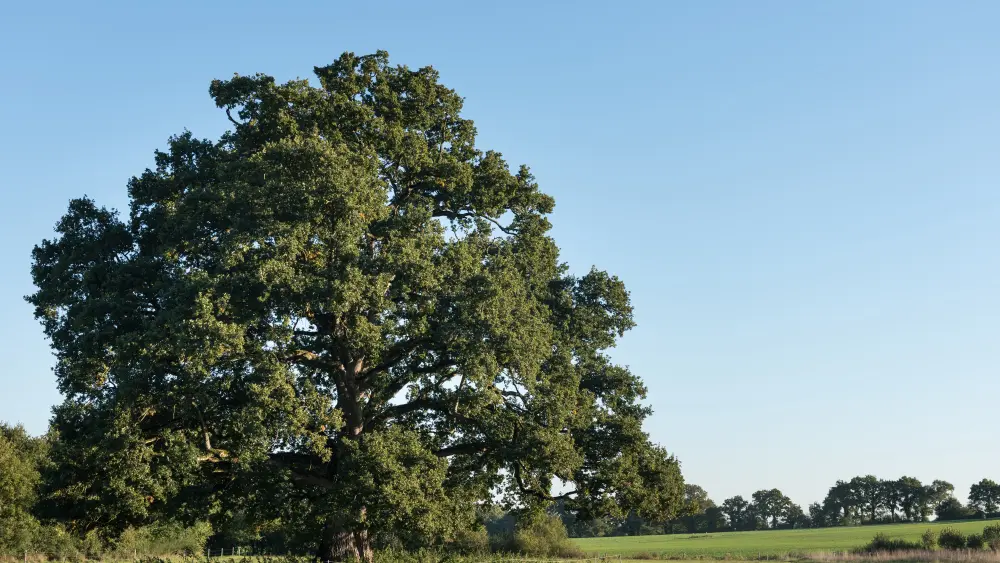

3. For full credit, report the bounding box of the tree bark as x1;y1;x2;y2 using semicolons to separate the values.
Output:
318;516;373;562
315;358;374;562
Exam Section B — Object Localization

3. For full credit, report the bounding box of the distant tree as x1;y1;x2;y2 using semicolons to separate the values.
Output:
751;489;792;529
671;484;720;533
968;479;1000;518
553;498;617;538
936;497;975;521
703;506;728;532
925;481;956;521
746;502;765;531
616;511;661;537
851;476;883;523
881;479;901;522
684;485;715;514
722;496;752;531
895;476;925;522
821;480;860;525
572;517;616;538
783;503;811;529
808;502;829;528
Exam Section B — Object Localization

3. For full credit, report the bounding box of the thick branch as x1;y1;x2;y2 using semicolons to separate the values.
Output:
375;397;442;422
433;210;517;235
364;359;458;415
282;349;341;372
360;336;432;381
225;107;242;128
192;400;212;452
433;442;489;458
514;461;546;501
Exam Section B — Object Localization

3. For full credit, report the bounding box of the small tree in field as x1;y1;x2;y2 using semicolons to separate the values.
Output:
969;479;1000;518
921;529;938;550
28;51;685;561
938;528;968;550
983;524;1000;551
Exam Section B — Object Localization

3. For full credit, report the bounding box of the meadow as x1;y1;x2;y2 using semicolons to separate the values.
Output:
574;520;1000;558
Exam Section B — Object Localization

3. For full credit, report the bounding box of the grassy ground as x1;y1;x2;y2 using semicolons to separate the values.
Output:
574;520;1000;558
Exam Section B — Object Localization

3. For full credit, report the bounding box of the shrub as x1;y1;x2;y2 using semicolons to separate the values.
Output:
984;525;1000;551
938;527;968;550
506;513;584;558
113;521;212;557
78;529;105;559
858;533;922;554
921;529;938;550
32;524;83;562
450;526;489;554
968;534;985;550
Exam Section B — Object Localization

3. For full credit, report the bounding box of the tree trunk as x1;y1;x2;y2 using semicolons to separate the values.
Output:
318;516;373;562
317;364;373;561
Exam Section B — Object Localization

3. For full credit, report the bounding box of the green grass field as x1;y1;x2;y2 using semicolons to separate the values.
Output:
574;519;1000;558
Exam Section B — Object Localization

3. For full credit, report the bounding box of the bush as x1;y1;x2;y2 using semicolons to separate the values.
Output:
921;529;938;550
858;533;922;553
450;526;489;554
32;524;83;562
938;527;968;550
984;525;1000;551
113;521;212;557
78;529;105;559
499;513;583;558
968;534;985;550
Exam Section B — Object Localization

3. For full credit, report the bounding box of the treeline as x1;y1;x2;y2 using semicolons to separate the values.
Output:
558;476;1000;538
810;475;1000;526
0;423;584;559
7;419;1000;553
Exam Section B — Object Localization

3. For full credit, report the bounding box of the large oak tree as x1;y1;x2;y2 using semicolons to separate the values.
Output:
29;51;683;561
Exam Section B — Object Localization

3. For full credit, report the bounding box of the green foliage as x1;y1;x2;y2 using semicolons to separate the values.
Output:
77;529;105;559
938;527;968;550
969;479;1000;518
967;533;985;550
750;489;795;529
30;524;83;561
983;524;1000;551
722;495;753;531
937;497;977;521
508;513;583;558
857;533;923;554
921;529;938;550
112;521;213;557
0;423;46;554
28;50;683;559
449;526;490;555
816;476;955;526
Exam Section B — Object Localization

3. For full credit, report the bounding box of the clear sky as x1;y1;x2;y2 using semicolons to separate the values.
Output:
2;0;999;510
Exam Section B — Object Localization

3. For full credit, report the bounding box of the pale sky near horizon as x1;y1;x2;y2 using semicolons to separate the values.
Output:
2;1;999;511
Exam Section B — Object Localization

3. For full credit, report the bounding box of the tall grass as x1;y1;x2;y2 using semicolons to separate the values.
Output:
810;550;1000;563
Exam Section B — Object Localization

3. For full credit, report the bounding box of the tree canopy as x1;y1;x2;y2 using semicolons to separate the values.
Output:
0;424;47;552
28;51;684;561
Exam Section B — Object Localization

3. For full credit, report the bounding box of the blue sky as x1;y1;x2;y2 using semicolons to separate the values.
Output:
2;0;999;509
